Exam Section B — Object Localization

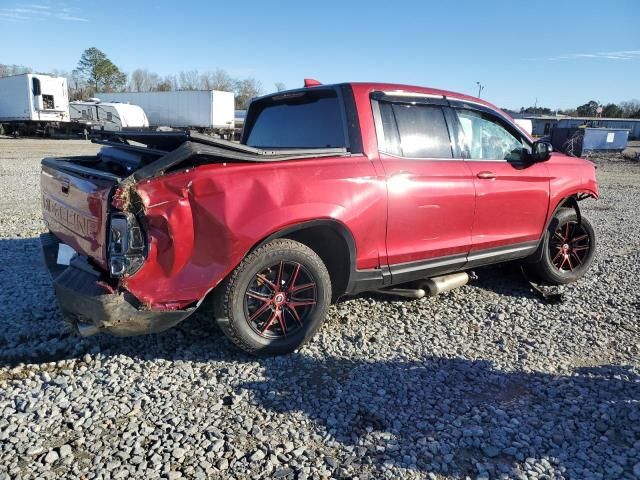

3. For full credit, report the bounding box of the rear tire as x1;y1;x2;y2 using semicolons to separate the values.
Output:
214;239;331;355
525;209;596;285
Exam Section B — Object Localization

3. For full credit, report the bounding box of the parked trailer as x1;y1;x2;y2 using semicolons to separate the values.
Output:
98;90;234;137
0;73;69;135
70;99;149;132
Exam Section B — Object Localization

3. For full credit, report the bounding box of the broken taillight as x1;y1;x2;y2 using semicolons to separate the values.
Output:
108;212;145;277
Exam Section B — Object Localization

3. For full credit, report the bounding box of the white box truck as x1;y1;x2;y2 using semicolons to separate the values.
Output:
98;90;235;138
0;73;70;135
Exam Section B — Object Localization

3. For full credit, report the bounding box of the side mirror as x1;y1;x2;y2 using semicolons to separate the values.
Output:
532;140;552;162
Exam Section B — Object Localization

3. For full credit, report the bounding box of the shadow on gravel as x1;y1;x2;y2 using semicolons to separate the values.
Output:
0;236;543;367
337;262;541;306
1;237;638;478
238;355;639;479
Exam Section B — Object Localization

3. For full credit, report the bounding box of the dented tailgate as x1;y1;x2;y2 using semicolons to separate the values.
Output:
41;160;115;268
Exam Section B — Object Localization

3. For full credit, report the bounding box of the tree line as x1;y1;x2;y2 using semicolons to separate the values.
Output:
517;99;640;119
3;48;639;116
1;47;285;109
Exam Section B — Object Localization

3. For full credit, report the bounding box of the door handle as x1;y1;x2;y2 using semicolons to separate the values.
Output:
476;171;496;179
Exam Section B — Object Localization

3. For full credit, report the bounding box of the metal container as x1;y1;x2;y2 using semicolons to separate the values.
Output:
551;127;629;156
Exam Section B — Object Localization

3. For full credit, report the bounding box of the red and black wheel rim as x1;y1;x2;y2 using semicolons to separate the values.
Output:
244;261;317;339
549;220;591;272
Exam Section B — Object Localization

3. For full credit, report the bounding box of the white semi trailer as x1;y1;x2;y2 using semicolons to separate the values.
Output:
98;90;235;138
0;73;70;135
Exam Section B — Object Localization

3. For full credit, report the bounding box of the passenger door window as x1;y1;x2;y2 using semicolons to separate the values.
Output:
454;109;523;162
379;102;453;158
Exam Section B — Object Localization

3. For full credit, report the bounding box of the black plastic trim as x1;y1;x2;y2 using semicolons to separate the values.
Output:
465;241;538;268
526;197;585;264
128;141;349;182
40;233;195;336
92;139;168;157
42;157;123;182
371;91;448;106
340;83;364;154
347;241;541;293
388;254;468;285
251;219;359;296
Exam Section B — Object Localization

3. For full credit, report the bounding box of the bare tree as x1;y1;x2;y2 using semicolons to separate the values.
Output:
200;68;235;91
129;69;161;92
620;100;640;118
0;64;32;77
130;69;145;92
178;70;200;90
235;78;263;109
154;80;173;92
274;82;286;92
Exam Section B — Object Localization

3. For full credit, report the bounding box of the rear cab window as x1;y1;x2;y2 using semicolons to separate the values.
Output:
243;89;348;150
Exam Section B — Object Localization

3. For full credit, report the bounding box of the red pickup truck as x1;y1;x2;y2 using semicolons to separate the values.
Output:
40;81;598;354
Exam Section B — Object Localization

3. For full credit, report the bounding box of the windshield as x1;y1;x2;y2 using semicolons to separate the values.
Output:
244;90;346;149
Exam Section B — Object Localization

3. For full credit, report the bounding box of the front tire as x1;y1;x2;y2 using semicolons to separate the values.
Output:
214;239;331;355
525;208;596;285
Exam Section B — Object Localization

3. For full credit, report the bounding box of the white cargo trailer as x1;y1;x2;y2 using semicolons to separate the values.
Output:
98;90;234;137
70;99;149;131
0;73;70;135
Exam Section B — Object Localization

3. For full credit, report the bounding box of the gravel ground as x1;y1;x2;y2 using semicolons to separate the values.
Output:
0;137;638;480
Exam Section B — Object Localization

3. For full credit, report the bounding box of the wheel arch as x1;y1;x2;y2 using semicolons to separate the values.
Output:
249;219;357;301
528;190;597;264
551;189;598;225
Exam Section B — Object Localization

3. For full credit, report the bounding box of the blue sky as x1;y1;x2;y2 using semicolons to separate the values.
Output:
1;0;638;109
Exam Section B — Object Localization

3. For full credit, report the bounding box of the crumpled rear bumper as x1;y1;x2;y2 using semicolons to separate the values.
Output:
41;233;195;336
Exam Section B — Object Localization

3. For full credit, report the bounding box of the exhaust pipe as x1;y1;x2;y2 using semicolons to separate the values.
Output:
418;272;469;296
75;322;100;337
374;272;469;299
373;287;427;299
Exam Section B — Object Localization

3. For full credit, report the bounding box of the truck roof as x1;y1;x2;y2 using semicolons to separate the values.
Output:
256;81;512;124
348;82;497;108
350;82;514;123
249;81;530;144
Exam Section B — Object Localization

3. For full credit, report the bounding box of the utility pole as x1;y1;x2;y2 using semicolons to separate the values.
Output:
476;82;484;98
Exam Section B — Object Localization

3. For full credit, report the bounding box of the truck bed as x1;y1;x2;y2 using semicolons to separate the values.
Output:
41;130;349;267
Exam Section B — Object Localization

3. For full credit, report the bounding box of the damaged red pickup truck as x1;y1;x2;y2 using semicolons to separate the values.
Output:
40;81;599;354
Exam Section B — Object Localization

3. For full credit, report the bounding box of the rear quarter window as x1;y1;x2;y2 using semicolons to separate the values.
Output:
245;90;346;149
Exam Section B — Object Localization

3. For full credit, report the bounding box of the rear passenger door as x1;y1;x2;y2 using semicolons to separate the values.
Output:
371;93;476;283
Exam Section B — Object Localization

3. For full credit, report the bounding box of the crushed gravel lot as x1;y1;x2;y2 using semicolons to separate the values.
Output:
0;137;638;480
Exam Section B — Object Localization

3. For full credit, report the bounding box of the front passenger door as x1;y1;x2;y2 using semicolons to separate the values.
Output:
450;105;551;255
